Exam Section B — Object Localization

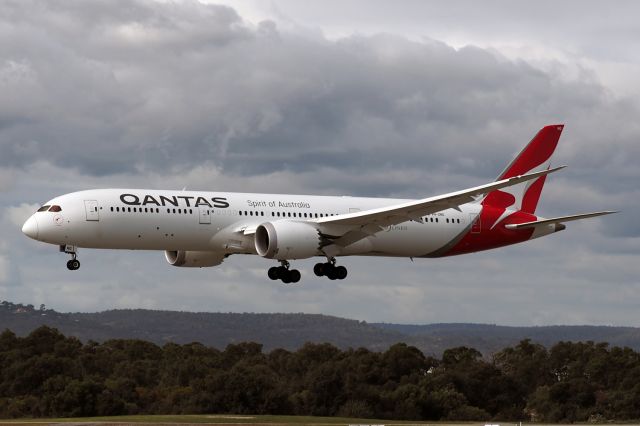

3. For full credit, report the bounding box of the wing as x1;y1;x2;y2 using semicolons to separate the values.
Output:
504;211;617;230
315;166;566;248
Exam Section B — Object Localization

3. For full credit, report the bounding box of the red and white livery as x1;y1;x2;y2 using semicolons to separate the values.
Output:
22;125;615;283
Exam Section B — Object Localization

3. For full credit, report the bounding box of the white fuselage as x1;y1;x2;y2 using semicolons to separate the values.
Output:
26;189;481;258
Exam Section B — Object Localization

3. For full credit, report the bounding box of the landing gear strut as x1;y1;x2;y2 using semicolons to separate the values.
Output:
314;258;347;280
61;245;80;271
268;260;301;284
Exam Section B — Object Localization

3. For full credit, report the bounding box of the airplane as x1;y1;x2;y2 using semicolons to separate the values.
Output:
22;124;615;283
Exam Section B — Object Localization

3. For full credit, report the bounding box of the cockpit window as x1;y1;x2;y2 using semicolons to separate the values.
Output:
37;205;51;212
49;205;62;212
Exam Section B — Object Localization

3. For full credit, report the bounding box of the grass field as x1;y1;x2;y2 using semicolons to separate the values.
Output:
0;414;493;425
1;417;639;426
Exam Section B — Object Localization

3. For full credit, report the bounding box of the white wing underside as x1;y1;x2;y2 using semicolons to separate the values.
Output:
312;166;566;248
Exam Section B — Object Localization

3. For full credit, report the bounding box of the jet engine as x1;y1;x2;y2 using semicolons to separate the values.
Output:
164;250;225;267
255;221;321;260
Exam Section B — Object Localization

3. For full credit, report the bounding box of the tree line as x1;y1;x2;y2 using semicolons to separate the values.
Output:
1;326;639;421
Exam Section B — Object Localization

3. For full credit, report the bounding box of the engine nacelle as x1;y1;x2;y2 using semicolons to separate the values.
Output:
255;221;321;260
164;250;225;267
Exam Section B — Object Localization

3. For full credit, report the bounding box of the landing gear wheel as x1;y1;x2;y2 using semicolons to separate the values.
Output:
319;258;347;280
326;265;338;280
313;263;325;277
268;267;280;280
267;261;302;283
66;259;80;270
281;269;292;284
313;263;326;277
335;265;347;280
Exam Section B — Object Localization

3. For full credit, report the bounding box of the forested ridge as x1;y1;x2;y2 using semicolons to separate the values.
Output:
4;301;640;357
2;326;640;422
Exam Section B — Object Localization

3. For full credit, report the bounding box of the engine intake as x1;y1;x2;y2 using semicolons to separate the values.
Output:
164;250;225;267
255;221;321;260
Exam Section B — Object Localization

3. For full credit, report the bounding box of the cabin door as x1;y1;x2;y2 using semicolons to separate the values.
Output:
84;200;99;221
199;206;211;224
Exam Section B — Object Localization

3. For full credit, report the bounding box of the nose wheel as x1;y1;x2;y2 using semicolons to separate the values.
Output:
314;258;347;280
61;245;80;271
66;258;80;271
268;260;301;284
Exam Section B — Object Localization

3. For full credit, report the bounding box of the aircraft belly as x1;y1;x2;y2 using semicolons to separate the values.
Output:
355;222;455;257
74;216;216;251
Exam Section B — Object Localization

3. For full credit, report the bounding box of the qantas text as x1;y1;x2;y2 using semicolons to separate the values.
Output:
120;194;229;208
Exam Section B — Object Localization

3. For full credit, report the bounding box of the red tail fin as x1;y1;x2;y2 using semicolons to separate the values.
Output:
484;124;564;214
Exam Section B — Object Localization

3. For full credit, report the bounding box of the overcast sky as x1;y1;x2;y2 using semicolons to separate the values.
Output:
1;0;638;326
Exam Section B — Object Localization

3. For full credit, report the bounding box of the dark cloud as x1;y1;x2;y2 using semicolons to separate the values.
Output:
2;0;638;198
0;0;637;324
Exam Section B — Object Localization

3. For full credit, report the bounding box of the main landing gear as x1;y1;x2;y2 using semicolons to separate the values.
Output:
267;258;348;283
314;258;347;280
268;260;301;284
61;245;80;271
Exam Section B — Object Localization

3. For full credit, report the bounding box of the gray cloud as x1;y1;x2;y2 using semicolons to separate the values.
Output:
0;0;637;325
2;0;638;190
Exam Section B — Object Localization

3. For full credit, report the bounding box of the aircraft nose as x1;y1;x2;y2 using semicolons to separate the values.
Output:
22;215;39;240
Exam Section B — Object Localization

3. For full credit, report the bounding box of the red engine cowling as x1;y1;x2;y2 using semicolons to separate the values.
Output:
254;221;321;260
164;250;225;267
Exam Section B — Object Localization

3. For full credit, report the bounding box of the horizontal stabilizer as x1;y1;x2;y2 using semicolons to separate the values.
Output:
505;211;617;230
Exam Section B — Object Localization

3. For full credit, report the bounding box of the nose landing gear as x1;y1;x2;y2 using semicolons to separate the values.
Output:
314;258;347;280
268;260;301;284
61;245;80;271
67;258;80;271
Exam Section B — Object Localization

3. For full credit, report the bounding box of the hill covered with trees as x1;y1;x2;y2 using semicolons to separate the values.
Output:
3;300;640;357
1;326;640;421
